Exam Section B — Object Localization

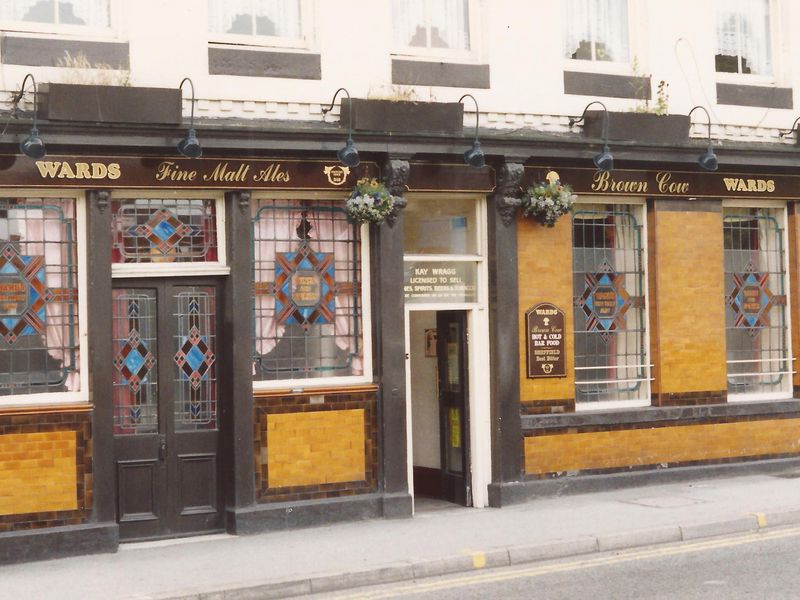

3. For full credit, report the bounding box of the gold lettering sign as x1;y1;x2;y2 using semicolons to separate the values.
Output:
291;270;321;307
722;177;776;193
35;161;121;180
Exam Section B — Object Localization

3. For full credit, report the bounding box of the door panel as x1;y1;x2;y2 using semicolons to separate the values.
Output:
113;280;223;541
436;311;471;506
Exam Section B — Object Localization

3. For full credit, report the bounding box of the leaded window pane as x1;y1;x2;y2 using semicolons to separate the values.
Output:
572;205;648;405
252;199;363;381
111;198;218;264
113;290;158;434
0;198;79;396
174;288;217;431
724;208;789;396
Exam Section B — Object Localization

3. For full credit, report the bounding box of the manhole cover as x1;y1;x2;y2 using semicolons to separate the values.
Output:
620;495;708;508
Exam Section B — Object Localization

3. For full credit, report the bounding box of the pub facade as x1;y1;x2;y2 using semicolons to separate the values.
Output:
2;0;800;564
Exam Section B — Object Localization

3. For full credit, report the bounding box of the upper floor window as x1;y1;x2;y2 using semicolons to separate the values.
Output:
563;0;629;63
0;0;109;31
208;0;305;47
392;0;471;56
715;0;772;76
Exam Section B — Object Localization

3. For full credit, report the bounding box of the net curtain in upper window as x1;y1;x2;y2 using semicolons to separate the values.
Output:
208;0;302;39
0;0;109;27
252;200;363;381
715;0;772;76
392;0;470;51
563;0;629;62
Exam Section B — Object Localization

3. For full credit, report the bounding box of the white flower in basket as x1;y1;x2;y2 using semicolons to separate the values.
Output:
346;178;396;225
522;172;577;227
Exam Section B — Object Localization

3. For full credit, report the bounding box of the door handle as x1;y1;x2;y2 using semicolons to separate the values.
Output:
158;436;167;462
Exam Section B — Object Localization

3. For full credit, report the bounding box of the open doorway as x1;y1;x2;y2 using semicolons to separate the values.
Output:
408;310;471;507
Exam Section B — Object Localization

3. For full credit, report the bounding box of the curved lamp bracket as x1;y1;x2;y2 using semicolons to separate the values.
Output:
458;93;485;168
322;88;359;167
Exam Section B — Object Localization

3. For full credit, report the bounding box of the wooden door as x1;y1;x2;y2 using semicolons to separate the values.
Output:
112;280;223;540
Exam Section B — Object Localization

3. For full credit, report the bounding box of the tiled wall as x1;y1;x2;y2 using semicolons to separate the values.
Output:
517;216;575;413
0;407;92;532
267;409;366;488
649;203;727;401
254;389;378;503
524;416;800;475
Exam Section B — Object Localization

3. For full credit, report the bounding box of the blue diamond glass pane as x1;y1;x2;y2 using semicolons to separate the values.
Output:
152;219;177;241
185;345;205;371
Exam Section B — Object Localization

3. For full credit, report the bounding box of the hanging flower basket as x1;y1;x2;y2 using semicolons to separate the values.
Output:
345;178;396;225
522;177;577;227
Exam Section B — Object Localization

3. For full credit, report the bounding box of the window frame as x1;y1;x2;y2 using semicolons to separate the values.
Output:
207;0;313;52
390;0;481;62
571;196;652;411
722;198;793;402
562;0;636;75
250;192;374;392
110;190;228;279
0;189;88;408
0;0;116;39
714;0;779;86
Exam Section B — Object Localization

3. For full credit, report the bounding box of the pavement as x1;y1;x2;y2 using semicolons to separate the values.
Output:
4;469;800;600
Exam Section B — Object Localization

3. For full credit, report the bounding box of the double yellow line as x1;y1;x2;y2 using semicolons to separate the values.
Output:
329;525;800;599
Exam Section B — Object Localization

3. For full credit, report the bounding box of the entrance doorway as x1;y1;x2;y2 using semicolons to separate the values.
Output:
112;279;223;540
409;310;471;506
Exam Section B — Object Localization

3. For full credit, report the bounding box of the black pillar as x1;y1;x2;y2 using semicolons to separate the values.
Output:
487;165;524;506
223;191;256;525
87;190;115;525
372;213;412;517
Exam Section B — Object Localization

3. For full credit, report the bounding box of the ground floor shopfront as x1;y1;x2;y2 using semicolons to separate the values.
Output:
3;137;800;563
497;164;800;504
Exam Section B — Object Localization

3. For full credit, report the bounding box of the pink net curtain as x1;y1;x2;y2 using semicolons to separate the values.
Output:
13;199;80;392
252;201;363;378
311;208;363;376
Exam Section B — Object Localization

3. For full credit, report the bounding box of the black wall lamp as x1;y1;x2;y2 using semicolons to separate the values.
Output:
569;101;613;171
18;73;46;159
322;88;359;167
688;105;718;171
459;93;485;168
779;116;800;141
177;77;202;158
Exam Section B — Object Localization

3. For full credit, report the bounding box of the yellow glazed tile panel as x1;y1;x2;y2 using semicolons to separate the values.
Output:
517;216;575;402
0;431;78;516
654;211;727;393
267;409;366;488
525;418;800;475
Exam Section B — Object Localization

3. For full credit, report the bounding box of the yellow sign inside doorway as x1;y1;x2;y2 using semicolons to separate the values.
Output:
449;407;461;449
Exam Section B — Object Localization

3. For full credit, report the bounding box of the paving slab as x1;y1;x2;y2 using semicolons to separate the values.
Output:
2;472;800;600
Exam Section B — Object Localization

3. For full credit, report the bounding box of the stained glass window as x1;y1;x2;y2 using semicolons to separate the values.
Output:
111;198;218;264
572;204;648;406
724;207;790;397
174;288;217;430
113;289;158;434
0;198;79;396
252;199;364;381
